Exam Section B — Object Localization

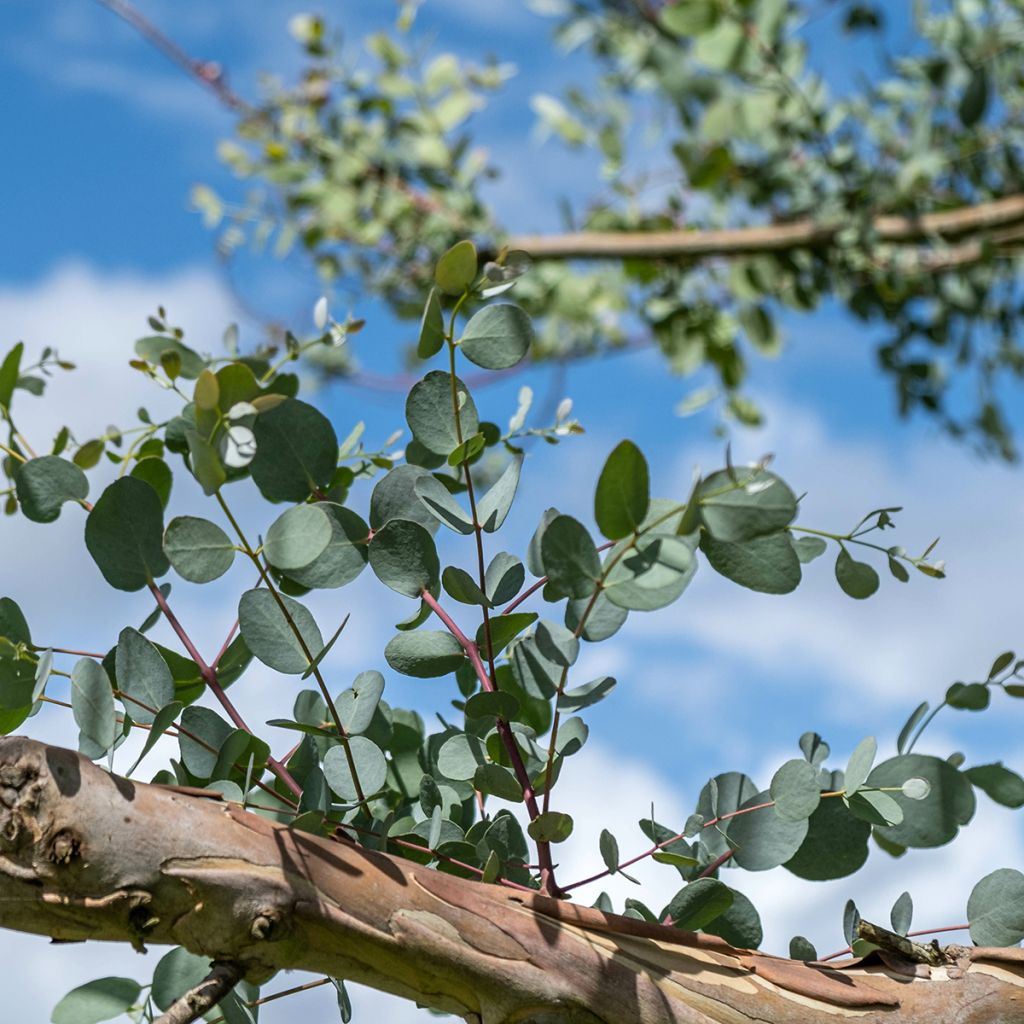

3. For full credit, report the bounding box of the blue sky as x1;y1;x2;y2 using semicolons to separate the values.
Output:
2;3;1024;1021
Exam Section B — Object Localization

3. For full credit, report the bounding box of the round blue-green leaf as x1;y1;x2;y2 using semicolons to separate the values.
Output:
535;619;579;667
968;868;1024;947
698;469;797;543
791;536;827;564
238;588;324;675
287;504;369;590
437;732;487;781
250;398;338;503
564;592;628;641
702;887;763;948
700;531;800;595
85;477;169;591
476;457;522;533
465;690;520;720
594;440;649;541
51;977;142;1024
71;658;116;759
178;706;233;778
442;565;489;606
478;612;538;660
890;891;913;935
14;455;88;523
784;795;870;881
558;675;617;712
115;627;174;724
415;474;474;534
0;596;31;646
405;371;479;457
371;464;439;534
835;548;880;599
435;239;478;295
323;737;388;801
541;514;601;599
369;519;440;598
385;631;464;678
867;754;975;848
460;303;534;370
264;504;332;571
844;736;877;796
604;534;695;611
727;790;809;870
770;759;821;822
664;878;733;930
164;515;235;584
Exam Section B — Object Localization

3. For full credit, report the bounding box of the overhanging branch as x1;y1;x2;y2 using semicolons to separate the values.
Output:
1;737;1022;1023
507;193;1024;263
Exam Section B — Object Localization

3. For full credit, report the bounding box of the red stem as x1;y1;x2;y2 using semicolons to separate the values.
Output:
147;582;302;798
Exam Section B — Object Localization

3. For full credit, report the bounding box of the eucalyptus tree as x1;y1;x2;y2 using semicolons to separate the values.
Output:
2;1;1024;1021
1;240;1022;1023
189;0;1024;459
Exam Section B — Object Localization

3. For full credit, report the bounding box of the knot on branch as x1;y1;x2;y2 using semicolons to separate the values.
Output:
0;758;42;847
48;829;81;865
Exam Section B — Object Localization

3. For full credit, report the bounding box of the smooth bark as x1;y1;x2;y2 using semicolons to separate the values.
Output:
1;737;1022;1023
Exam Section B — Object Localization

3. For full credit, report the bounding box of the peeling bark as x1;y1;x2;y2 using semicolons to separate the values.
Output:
1;737;1022;1024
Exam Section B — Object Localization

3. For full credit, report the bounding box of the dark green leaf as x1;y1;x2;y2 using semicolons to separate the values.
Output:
965;763;1024;808
474;762;523;801
664;878;733;929
946;682;990;711
785;796;871;881
442;565;489;606
702;887;763;948
14;456;88;523
465;690;519;720
867;754;975;848
418;288;446;359
527;811;574;843
600;829;619;873
84;478;169;591
541;515;601;599
460;304;534;370
485;552;525;605
835;548;879;599
959;67;989;127
789;936;818;961
594;440;649;541
369;519;440;597
476;612;538;660
700;531;800;594
151;948;212;1011
129;457;172;509
251;399;338;503
0;342;23;411
435;239;477;295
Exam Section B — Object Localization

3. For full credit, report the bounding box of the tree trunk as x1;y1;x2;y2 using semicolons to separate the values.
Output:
1;737;1021;1023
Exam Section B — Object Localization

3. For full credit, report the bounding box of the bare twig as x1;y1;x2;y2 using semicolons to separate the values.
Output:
94;0;251;112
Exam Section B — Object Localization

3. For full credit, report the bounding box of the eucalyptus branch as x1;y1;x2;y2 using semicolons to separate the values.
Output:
212;491;367;805
152;959;244;1024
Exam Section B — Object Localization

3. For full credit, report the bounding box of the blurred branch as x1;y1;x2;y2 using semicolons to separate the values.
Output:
93;0;252;113
508;193;1024;262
